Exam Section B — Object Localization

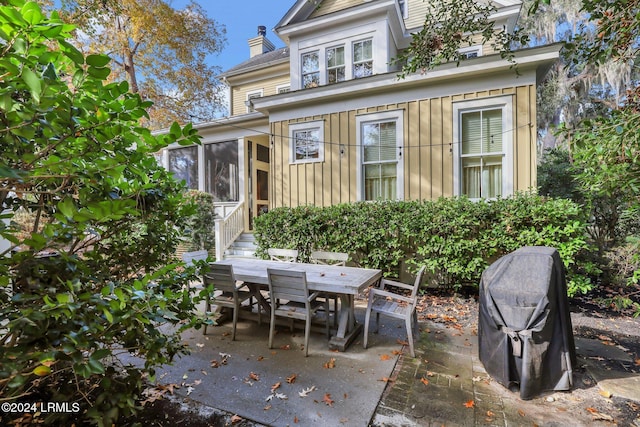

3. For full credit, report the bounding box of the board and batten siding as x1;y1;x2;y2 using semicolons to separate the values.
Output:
269;85;536;208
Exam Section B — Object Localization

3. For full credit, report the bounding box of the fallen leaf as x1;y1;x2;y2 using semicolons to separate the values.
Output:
249;372;260;381
299;385;317;397
263;404;272;411
379;377;392;382
635;358;640;366
231;414;243;424
196;343;204;348
518;409;525;417
392;350;403;355
396;338;409;346
599;389;612;398
280;344;291;350
486;410;495;417
323;393;334;406
286;373;297;384
420;377;429;385
186;386;194;396
257;356;264;361
464;400;475;408
324;358;336;369
294;416;299;423
380;354;391;361
271;382;281;392
274;392;288;400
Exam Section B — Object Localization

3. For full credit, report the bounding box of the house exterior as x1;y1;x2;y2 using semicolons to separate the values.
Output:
159;0;559;259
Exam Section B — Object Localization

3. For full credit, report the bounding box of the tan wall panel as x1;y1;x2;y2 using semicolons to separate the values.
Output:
310;0;363;18
268;84;536;209
232;76;290;117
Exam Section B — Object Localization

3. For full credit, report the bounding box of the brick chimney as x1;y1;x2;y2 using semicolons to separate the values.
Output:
248;25;275;58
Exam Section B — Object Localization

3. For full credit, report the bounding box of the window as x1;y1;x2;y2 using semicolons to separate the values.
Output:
356;112;403;200
290;121;324;163
453;96;513;199
204;140;239;202
353;39;373;78
326;46;345;84
246;90;262;113
301;51;320;88
459;45;481;59
276;84;290;94
168;146;198;189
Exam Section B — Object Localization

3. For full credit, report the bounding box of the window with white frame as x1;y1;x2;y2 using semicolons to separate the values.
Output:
290;121;324;163
459;45;482;59
453;96;513;199
276;84;290;94
326;45;345;84
356;112;403;201
353;39;373;78
246;90;262;113
301;51;320;88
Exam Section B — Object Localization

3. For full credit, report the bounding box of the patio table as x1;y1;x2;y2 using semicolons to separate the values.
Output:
214;258;382;351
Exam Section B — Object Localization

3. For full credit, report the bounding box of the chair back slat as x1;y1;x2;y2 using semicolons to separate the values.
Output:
204;264;236;293
268;248;299;262
310;250;348;266
267;268;308;303
182;250;209;266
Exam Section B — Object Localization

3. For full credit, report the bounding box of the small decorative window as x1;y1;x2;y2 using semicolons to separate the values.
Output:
326;46;345;84
246;90;262;113
301;51;320;88
289;121;324;164
353;39;373;78
459;45;482;59
277;84;291;94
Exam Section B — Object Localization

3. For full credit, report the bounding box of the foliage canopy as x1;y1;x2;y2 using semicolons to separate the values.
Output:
0;1;206;424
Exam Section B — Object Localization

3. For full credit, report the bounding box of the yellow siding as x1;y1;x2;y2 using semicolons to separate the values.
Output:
269;85;537;208
310;0;364;18
231;76;290;117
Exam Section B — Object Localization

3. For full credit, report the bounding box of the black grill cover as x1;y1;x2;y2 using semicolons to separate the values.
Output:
478;246;576;400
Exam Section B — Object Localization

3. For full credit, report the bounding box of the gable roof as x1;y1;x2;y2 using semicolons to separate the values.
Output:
219;47;290;78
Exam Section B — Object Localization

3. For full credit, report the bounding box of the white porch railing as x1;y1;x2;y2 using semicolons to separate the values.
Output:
214;201;244;261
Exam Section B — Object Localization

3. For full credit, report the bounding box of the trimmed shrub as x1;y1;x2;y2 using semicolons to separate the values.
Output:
253;193;594;296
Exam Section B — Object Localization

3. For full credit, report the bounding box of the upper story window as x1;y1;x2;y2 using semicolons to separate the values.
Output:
246;90;262;113
459;45;482;59
353;39;373;79
326;46;345;84
302;51;320;88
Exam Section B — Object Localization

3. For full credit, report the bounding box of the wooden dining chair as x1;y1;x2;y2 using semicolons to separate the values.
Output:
266;268;329;356
268;248;299;262
363;265;426;357
203;264;258;339
310;250;349;327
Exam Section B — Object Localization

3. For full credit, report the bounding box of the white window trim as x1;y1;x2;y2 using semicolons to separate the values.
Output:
326;44;346;84
301;50;320;89
246;89;263;113
459;45;482;59
276;84;291;94
355;110;404;201
352;38;373;79
289;120;325;164
452;95;513;200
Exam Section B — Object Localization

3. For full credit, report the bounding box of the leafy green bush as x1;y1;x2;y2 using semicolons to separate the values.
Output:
0;3;205;425
182;190;217;252
253;194;594;296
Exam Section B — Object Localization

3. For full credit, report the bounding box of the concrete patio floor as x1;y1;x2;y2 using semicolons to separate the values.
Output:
149;301;640;426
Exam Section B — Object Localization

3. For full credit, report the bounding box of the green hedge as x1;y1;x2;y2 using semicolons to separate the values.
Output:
253;193;596;296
